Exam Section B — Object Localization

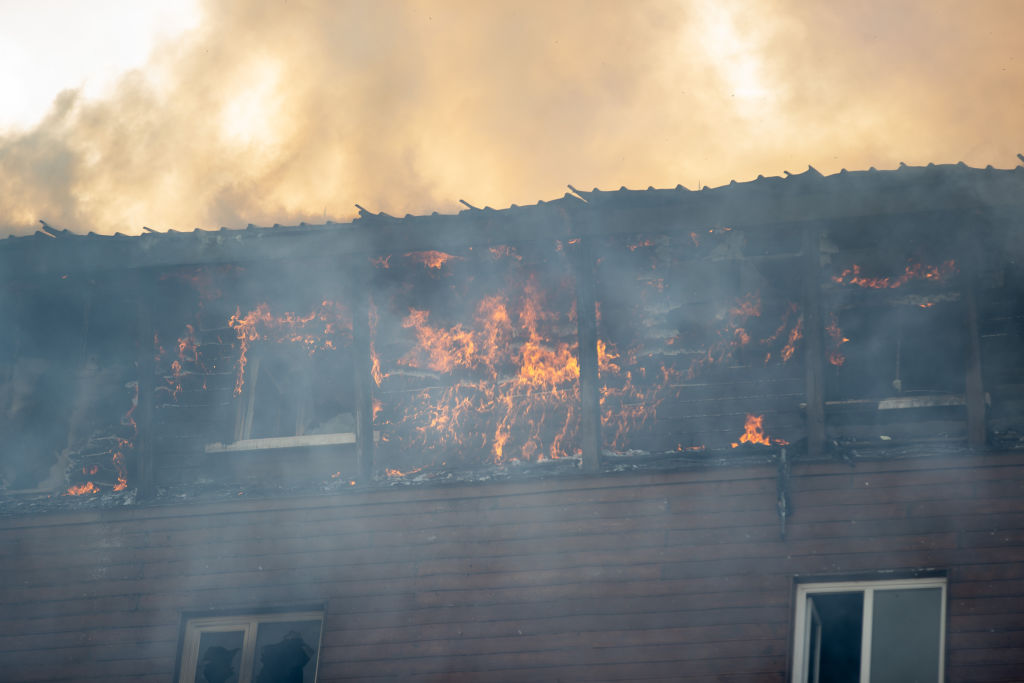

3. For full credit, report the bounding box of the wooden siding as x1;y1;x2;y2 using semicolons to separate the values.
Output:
1;452;1024;682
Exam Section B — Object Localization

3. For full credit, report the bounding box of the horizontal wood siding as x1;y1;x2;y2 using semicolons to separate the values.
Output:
1;452;1023;681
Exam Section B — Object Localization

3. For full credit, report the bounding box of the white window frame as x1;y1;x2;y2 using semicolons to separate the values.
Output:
792;577;946;683
177;610;324;683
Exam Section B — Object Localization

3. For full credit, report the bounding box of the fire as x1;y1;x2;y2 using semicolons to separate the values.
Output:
168;324;201;400
684;294;803;380
826;313;850;366
65;380;136;495
628;239;655;251
369;300;385;386
730;414;788;448
371;255;391;269
780;316;804;363
66;482;99;496
229;300;351;395
385;465;426;478
382;274;583;463
832;259;957;289
406;250;459;270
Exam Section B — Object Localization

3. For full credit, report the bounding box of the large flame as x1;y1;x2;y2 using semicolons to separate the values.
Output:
387;276;581;463
730;413;788;448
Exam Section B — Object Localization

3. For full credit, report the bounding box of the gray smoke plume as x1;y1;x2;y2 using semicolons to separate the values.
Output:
0;0;1022;235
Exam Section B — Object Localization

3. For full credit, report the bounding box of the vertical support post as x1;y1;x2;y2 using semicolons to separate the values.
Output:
350;262;376;480
134;270;157;499
571;237;602;473
964;237;987;450
802;226;826;459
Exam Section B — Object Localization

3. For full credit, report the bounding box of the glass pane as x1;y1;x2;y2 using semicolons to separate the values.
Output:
252;620;322;683
870;588;942;683
194;630;245;683
811;592;862;683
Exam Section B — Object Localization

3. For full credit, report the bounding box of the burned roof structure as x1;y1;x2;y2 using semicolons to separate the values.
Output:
2;161;1024;682
3;160;1022;502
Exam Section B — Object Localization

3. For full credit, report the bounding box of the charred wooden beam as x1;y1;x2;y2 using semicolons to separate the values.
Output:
134;270;157;499
350;262;376;480
963;231;987;450
776;447;790;539
570;237;602;473
802;226;826;459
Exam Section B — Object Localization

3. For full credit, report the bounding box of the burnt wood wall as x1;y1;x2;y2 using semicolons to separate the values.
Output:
2;452;1024;682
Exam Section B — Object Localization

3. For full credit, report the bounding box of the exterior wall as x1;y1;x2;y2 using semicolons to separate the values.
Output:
1;452;1023;682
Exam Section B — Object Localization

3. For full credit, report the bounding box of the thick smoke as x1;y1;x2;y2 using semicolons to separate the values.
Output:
1;0;1022;235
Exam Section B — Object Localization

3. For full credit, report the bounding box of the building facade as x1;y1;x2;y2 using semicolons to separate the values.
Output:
1;162;1023;681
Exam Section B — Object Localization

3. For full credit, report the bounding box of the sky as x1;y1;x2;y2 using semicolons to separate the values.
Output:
0;0;1022;236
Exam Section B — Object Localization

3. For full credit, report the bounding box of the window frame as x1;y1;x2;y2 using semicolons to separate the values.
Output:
791;576;947;683
177;609;324;683
204;342;368;454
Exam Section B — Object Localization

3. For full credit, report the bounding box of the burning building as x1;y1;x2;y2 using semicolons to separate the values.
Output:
1;161;1023;681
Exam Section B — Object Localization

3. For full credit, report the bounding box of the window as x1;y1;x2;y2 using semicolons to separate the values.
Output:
792;577;946;683
177;611;324;683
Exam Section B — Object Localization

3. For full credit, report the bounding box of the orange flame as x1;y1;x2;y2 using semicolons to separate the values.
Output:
385;275;582;463
66;482;99;496
730;414;789;448
832;259;957;289
826;313;850;366
229;300;351;395
385;465;426;478
406;250;459;270
780;316;804;363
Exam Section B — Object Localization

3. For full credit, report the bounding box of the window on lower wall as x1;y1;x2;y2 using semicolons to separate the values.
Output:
177;611;324;683
792;577;946;683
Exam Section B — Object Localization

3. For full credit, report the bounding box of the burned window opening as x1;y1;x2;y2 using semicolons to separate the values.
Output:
225;342;357;448
591;230;806;455
821;236;971;450
177;610;324;683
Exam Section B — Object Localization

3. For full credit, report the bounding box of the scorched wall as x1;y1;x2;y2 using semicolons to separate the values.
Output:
2;451;1024;682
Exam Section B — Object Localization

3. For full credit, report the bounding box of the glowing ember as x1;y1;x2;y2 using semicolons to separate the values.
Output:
832;259;957;289
406;250;459;270
628;239;655;251
730;414;789;448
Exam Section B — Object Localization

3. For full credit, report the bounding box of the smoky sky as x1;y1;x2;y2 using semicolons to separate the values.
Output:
0;0;1022;236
